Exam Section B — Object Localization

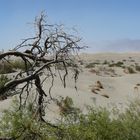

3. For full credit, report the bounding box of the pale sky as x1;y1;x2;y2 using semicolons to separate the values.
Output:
0;0;140;52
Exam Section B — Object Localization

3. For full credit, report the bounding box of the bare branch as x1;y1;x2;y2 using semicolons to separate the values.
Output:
0;13;84;125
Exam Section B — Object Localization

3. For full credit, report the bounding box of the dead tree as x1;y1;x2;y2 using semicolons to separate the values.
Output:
0;13;84;122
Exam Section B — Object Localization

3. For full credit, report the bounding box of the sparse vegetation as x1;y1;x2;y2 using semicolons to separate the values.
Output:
0;62;15;74
109;61;124;67
103;60;109;65
1;98;140;139
0;60;32;74
85;62;100;68
11;59;32;71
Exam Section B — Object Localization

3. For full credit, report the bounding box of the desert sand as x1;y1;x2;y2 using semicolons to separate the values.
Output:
1;53;140;121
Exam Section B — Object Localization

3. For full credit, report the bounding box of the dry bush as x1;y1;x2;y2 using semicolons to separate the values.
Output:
0;13;84;129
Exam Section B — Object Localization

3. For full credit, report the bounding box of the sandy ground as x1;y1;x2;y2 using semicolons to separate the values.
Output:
1;53;140;121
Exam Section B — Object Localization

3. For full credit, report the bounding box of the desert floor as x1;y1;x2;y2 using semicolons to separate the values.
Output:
1;53;140;121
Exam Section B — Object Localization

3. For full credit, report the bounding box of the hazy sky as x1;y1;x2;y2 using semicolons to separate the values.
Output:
0;0;140;52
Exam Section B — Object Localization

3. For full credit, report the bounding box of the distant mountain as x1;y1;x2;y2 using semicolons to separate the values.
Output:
88;39;140;52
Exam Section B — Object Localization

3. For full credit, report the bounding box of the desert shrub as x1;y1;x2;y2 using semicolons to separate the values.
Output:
109;61;124;67
11;60;32;71
0;62;15;74
57;96;80;116
0;60;32;74
0;75;10;88
60;107;112;140
122;59;126;62
127;67;136;74
1;98;140;139
0;98;58;140
103;60;109;65
135;65;140;72
109;64;114;67
60;99;140;140
85;62;100;68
